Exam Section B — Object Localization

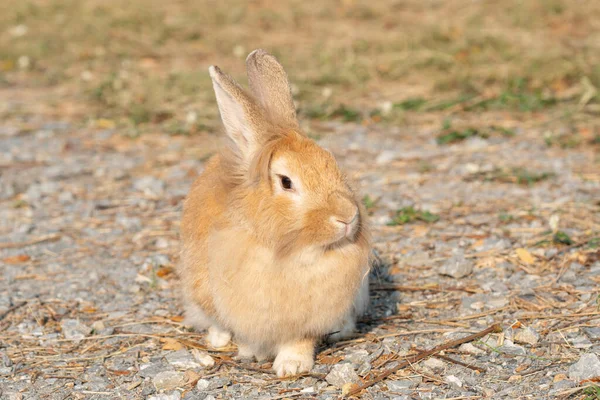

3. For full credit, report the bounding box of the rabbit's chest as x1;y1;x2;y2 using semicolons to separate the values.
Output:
208;228;364;339
215;243;355;308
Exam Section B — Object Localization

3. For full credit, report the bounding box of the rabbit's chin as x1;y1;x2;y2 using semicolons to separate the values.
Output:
284;238;362;269
280;234;360;264
325;230;361;250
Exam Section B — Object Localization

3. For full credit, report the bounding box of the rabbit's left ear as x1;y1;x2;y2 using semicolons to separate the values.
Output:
209;65;269;163
246;49;299;130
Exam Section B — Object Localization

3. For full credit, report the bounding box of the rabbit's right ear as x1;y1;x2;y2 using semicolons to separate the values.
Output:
209;65;268;162
246;49;299;130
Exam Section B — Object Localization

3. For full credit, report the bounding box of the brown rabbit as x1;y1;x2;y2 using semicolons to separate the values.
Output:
179;49;370;377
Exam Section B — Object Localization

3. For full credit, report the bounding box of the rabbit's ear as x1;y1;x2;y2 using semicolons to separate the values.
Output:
246;49;299;130
209;65;268;160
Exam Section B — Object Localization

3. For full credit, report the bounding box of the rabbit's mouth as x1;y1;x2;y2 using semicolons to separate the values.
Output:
331;208;360;241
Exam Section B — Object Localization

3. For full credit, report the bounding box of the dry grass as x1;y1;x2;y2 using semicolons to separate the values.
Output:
1;0;599;137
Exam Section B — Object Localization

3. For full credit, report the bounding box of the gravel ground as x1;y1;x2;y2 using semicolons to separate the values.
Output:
1;109;599;399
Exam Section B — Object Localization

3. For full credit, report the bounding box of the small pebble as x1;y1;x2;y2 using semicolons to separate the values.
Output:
569;353;600;381
325;363;360;389
423;358;445;370
147;392;181;400
445;375;462;389
165;350;201;369
197;379;210;391
514;327;539;345
439;251;473;279
498;340;526;356
387;377;421;391
60;319;92;341
458;343;485;355
153;371;186;391
191;349;215;367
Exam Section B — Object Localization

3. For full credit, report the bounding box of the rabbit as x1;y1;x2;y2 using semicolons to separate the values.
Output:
178;49;371;377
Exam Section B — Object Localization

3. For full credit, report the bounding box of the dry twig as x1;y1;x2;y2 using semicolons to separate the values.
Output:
414;347;486;373
343;323;502;398
0;234;61;250
0;301;27;321
372;284;480;294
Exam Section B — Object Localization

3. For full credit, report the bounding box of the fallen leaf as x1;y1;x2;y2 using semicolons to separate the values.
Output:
184;370;201;385
515;364;528;373
581;376;600;384
108;369;132;376
15;274;43;280
218;354;234;362
510;321;522;329
342;383;359;396
95;119;116;129
2;254;31;264
161;338;184;351
169;315;185;322
516;248;535;264
319;355;344;365
553;373;567;383
466;234;490;240
508;375;522;382
422;282;439;289
156;266;174;278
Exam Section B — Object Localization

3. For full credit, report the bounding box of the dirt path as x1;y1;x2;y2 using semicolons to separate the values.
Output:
1;111;599;399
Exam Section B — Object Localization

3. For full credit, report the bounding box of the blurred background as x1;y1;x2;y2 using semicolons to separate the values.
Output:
1;0;599;142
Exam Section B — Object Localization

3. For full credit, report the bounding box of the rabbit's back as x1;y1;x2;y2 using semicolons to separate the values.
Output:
179;155;226;319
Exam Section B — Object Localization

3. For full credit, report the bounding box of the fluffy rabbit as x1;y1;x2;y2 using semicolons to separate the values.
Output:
178;49;371;377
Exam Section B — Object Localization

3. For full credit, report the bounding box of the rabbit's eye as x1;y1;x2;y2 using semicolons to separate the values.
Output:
279;175;293;190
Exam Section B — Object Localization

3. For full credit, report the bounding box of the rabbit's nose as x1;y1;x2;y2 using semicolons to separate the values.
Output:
336;208;358;225
335;207;359;237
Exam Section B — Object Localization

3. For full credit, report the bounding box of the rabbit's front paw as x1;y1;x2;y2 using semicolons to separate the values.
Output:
273;341;315;377
207;325;231;348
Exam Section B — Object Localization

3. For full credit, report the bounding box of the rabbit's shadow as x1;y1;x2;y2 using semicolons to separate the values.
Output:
359;251;399;331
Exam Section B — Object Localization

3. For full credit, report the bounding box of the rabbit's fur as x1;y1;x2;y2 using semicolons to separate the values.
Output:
178;49;371;377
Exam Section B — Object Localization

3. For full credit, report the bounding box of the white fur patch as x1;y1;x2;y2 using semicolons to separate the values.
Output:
207;325;232;348
273;344;314;377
